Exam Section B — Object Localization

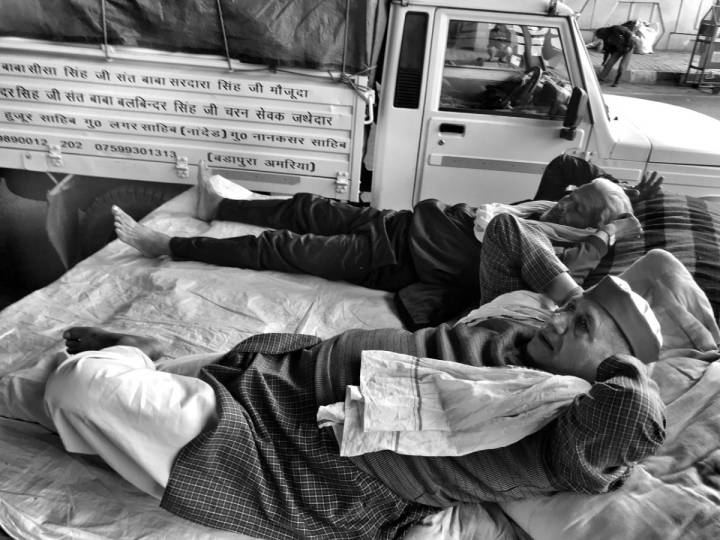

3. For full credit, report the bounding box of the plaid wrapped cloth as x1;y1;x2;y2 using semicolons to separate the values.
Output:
161;333;433;540
585;192;720;319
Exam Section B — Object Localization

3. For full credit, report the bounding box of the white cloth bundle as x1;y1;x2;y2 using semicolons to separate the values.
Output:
317;350;590;457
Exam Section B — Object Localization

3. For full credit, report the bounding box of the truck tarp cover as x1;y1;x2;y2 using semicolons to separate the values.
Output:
0;0;387;73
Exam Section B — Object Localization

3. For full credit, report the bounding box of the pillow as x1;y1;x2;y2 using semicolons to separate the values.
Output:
585;191;720;324
618;249;720;354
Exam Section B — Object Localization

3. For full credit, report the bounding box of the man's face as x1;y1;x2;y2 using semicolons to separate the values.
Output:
539;183;601;228
526;296;621;381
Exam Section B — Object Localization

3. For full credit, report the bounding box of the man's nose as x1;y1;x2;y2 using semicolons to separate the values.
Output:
550;310;569;334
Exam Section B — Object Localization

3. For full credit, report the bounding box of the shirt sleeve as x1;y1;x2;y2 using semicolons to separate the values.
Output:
557;231;610;284
544;354;666;494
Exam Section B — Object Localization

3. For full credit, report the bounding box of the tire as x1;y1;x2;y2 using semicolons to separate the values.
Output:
79;184;185;258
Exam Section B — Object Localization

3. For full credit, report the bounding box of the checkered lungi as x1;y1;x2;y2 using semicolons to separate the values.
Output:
161;333;433;539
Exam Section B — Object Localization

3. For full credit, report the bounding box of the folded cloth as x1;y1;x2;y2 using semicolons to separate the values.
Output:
317;350;590;457
457;290;557;328
473;201;594;243
206;174;255;199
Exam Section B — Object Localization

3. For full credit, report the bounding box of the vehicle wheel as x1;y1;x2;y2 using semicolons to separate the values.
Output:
80;184;185;258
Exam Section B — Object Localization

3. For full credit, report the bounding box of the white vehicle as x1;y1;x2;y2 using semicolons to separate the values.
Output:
1;0;719;264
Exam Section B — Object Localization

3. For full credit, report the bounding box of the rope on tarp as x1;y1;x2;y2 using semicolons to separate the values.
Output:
100;0;110;61
211;0;376;119
341;0;350;76
215;0;234;72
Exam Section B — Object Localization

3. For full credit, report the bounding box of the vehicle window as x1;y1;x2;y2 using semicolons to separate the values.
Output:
394;12;429;109
441;20;573;118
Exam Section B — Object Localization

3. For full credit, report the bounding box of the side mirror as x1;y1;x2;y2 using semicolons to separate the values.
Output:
560;87;588;141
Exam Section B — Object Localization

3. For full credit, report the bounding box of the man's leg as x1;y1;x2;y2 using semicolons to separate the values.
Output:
44;336;217;499
215;192;389;236
195;159;388;234
598;51;622;82
114;191;396;261
613;50;633;86
479;214;580;304
170;228;385;286
114;202;409;289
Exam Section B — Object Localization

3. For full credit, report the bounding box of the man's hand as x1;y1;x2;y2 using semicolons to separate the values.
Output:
600;214;643;243
625;171;664;203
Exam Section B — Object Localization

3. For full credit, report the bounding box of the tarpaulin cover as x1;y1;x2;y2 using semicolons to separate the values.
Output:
0;0;388;73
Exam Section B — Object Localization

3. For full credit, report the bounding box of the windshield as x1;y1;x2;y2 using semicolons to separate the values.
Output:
441;21;574;118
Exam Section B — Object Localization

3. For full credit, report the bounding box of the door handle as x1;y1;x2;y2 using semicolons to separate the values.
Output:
439;123;465;135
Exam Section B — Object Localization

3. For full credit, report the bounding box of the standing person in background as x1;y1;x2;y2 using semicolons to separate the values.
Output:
593;24;638;87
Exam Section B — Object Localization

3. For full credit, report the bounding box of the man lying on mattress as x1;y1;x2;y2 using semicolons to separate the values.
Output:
45;241;668;540
111;153;663;329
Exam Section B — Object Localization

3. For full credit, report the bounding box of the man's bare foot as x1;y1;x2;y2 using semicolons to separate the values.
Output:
63;326;164;360
196;160;223;221
113;206;172;258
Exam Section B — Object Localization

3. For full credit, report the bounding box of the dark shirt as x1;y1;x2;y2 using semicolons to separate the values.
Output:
397;200;481;329
597;25;637;55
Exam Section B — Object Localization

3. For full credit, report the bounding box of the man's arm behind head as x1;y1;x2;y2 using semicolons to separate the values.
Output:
543;355;666;494
533;154;663;205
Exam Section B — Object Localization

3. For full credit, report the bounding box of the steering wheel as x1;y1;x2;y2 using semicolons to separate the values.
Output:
501;66;544;109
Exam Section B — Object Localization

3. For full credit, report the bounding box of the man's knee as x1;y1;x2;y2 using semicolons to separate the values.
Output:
44;355;100;416
293;192;318;205
45;347;149;417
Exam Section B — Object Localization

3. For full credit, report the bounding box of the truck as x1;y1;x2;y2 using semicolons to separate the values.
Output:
2;0;720;271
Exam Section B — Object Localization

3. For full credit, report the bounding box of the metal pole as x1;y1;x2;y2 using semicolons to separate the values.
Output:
216;0;233;72
101;0;111;61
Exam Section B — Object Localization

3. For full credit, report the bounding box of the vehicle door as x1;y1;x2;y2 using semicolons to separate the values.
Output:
414;10;593;205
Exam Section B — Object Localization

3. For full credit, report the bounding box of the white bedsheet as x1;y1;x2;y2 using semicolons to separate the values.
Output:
0;189;410;540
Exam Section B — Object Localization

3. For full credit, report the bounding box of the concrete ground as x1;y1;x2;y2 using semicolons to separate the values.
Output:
590;48;720;118
588;48;719;89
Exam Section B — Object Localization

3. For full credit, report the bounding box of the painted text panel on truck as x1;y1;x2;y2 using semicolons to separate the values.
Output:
0;42;367;201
